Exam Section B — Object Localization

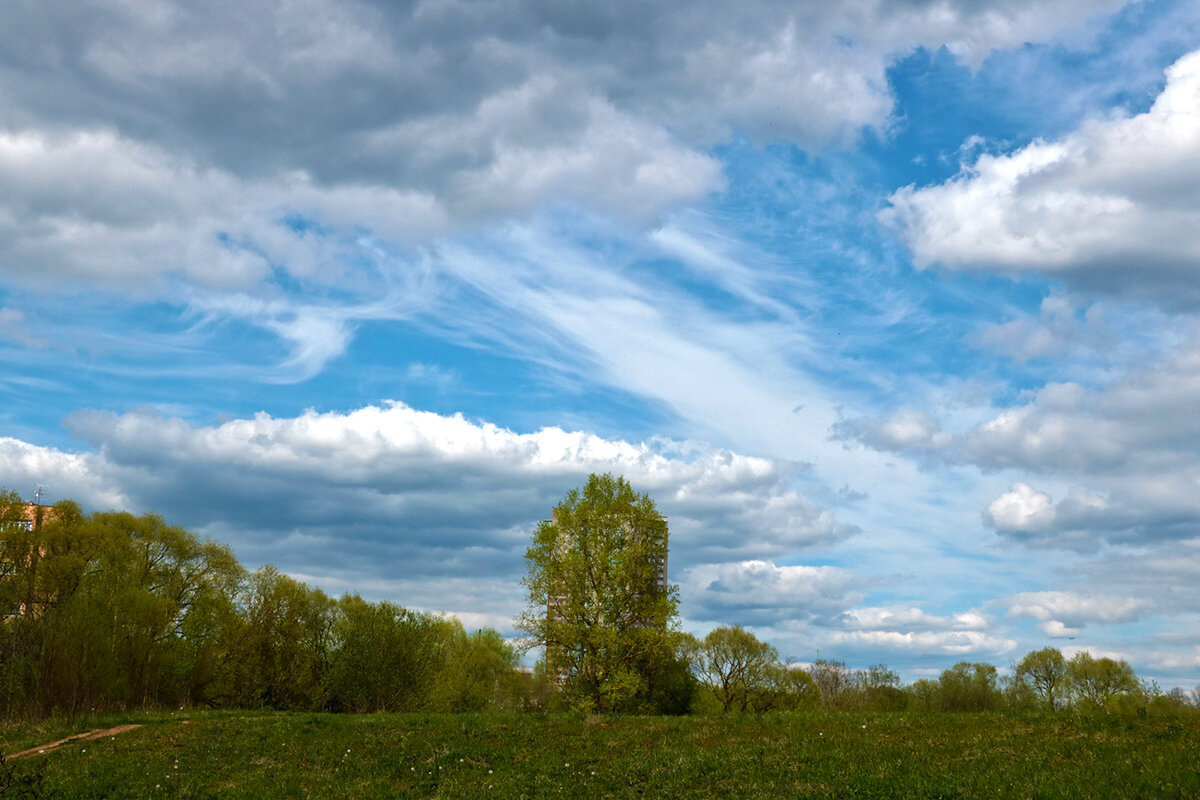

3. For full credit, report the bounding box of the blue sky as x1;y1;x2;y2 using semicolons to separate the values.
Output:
3;0;1200;684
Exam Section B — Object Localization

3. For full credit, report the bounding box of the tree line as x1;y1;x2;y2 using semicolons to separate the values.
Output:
1;492;534;719
686;625;1199;714
514;474;1198;715
3;485;1198;720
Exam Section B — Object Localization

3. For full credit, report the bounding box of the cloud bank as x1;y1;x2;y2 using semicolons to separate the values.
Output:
2;402;854;619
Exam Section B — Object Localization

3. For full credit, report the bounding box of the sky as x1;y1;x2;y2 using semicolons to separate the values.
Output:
2;0;1200;685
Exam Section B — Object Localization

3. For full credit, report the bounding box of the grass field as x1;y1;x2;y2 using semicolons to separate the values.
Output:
4;709;1199;799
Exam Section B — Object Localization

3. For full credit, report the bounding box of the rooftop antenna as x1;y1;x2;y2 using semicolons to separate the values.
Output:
33;484;44;505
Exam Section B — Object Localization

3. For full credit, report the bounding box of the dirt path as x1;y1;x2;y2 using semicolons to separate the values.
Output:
6;724;143;761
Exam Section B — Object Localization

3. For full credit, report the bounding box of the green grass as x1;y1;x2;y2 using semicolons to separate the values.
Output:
4;710;1199;799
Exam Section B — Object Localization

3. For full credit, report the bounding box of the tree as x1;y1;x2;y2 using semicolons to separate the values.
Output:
323;595;453;713
857;664;906;711
696;625;778;712
750;664;819;711
809;659;853;708
937;662;1002;712
434;623;524;712
212;566;336;710
518;473;679;712
1014;647;1068;710
1066;651;1138;710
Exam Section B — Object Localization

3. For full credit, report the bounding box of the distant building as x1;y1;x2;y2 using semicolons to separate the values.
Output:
1;501;55;619
2;502;54;532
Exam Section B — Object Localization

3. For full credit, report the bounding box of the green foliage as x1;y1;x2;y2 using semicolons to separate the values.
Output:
210;566;336;710
751;664;820;711
696;625;779;712
518;473;680;713
0;492;532;719
0;750;48;800
3;490;1174;727
1067;651;1140;710
1;501;245;718
323;594;450;712
1014;646;1068;709
935;662;1003;712
433;623;525;712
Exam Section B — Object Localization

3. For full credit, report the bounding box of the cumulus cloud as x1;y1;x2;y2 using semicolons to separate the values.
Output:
839;336;1200;549
0;436;129;510
820;604;1015;657
972;296;1119;364
832;408;951;456
681;559;865;626
0;0;1138;391
2;402;855;619
0;128;447;291
836;606;990;632
0;0;1132;293
1007;590;1151;637
884;48;1200;306
823;629;1017;657
982;482;1127;548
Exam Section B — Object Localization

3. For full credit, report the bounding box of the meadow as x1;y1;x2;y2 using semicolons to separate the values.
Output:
3;710;1199;799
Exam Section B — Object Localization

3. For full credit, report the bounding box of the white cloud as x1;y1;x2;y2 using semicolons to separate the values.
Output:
0;128;448;293
0;0;1143;392
818;604;1015;658
2;403;855;620
837;606;990;632
984;482;1060;533
0;0;1135;294
973;295;1114;364
0;437;128;510
0;308;48;349
824;629;1017;656
834;408;952;455
1007;590;1150;638
883;48;1200;306
841;336;1200;549
681;559;865;626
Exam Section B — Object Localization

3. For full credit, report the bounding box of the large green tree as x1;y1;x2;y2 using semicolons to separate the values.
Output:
1066;651;1139;709
697;625;778;712
1014;647;1068;710
518;473;680;712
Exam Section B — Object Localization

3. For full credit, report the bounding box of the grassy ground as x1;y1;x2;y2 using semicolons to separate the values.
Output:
3;709;1199;799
